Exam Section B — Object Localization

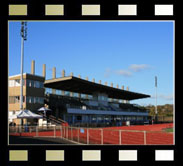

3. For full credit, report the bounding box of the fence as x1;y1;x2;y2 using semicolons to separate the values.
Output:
9;125;173;145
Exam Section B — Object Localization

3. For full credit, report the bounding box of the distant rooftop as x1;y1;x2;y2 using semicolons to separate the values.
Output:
9;73;45;81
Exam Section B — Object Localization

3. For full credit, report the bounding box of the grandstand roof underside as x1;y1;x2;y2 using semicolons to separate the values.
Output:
44;76;150;100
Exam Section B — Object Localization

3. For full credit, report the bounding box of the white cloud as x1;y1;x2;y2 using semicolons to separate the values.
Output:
104;64;151;78
129;64;151;72
159;94;173;101
104;68;112;78
116;70;132;77
151;94;173;101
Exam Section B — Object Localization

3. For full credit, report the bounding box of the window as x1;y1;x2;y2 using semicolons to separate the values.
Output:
131;116;136;120
65;91;70;96
14;79;22;86
97;116;102;121
23;96;25;102
26;79;30;87
35;81;39;88
91;116;96;121
30;80;35;87
26;96;30;103
56;90;61;95
104;117;109;121
9;96;15;103
126;116;131;120
26;79;44;88
137;116;143;120
77;116;82;121
73;93;78;97
15;79;20;83
39;97;44;104
26;96;44;104
45;88;51;94
39;82;43;88
9;96;26;103
9;79;27;87
30;97;34;103
35;97;39;103
9;80;15;87
81;94;85;99
15;96;20;103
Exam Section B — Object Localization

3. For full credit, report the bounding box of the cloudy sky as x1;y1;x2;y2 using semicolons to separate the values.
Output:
9;21;174;106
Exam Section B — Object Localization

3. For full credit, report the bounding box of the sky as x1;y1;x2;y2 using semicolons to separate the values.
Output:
9;21;174;106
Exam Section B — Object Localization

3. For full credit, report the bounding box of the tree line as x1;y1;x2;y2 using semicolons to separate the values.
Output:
141;104;173;117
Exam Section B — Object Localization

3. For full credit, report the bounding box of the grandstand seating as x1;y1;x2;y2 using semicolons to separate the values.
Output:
46;93;148;113
45;93;149;127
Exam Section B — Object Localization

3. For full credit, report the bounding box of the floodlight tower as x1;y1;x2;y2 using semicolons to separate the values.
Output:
155;76;158;123
20;21;27;111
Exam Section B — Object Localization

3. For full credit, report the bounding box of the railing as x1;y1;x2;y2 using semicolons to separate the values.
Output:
66;104;148;113
9;125;173;145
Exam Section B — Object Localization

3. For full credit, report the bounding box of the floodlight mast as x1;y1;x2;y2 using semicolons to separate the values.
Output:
155;76;158;123
20;21;27;111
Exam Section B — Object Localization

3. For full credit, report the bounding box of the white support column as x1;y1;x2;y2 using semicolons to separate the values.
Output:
67;127;68;139
78;128;80;143
78;75;81;98
144;131;146;145
87;128;89;144
85;76;89;99
119;130;122;145
71;127;73;140
101;129;103;145
54;126;56;138
60;125;62;138
64;126;65;138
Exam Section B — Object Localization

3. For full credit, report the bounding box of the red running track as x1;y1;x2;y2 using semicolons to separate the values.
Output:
10;123;173;145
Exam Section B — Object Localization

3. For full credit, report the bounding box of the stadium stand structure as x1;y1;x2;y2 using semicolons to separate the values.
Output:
44;75;150;127
8;61;150;127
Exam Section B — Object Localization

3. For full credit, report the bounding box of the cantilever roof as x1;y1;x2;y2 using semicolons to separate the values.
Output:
44;76;150;100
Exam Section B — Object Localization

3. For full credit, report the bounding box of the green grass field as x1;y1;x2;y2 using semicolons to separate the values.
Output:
164;128;173;133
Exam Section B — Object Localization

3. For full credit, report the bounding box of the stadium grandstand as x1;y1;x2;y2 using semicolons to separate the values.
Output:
9;60;175;145
9;60;150;127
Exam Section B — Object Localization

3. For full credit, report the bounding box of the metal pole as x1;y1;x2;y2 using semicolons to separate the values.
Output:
87;128;89;144
54;126;56;138
101;129;103;145
64;126;65;138
119;130;122;145
155;76;158;123
20;33;24;127
71;127;73;140
78;128;80;143
144;131;146;145
20;36;24;111
20;22;27;126
60;126;62;138
67;127;68;139
155;85;158;122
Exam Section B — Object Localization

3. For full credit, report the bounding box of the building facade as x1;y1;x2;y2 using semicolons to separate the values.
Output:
9;73;45;124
